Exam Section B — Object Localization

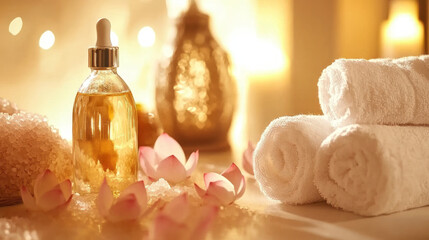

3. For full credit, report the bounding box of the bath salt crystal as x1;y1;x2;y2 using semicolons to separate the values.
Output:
0;98;19;115
145;178;200;204
0;98;72;204
146;178;172;202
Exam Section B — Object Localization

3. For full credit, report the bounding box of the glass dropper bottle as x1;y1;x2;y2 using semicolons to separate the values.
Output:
72;18;138;194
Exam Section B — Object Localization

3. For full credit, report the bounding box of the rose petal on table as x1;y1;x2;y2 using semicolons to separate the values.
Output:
156;155;187;183
202;194;223;206
139;146;158;178
206;181;236;205
34;169;59;200
152;215;189;240
235;176;246;199
37;185;67;211
185;150;199;176
141;199;162;219
58;179;72;200
50;193;73;213
108;194;141;222
203;172;228;189
20;186;38;211
194;183;206;198
221;163;245;195
96;178;114;217
161;193;189;223
154;133;186;165
191;205;219;240
119;181;147;210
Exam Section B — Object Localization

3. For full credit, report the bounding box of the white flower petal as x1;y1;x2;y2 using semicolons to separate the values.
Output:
206;181;236;205
37;186;67;211
20;186;38;211
108;194;141;222
34;169;59;200
96;178;114;217
221;163;246;196
156;155;187;183
185;151;199;176
118;181;147;211
139;146;158;178
154;133;186;165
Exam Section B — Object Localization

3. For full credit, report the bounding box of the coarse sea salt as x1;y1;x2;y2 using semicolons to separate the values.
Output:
0;98;72;204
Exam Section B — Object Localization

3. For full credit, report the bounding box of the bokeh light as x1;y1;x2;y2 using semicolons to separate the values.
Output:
387;14;420;40
9;17;23;36
39;30;55;50
138;26;156;47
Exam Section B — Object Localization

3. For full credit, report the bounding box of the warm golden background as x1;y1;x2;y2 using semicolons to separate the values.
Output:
1;0;427;144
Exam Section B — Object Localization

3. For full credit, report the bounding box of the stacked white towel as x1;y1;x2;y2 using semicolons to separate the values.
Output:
254;115;333;204
254;55;429;216
315;124;429;216
318;55;429;127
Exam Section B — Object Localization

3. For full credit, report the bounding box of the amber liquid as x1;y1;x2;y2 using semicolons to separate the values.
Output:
72;91;138;194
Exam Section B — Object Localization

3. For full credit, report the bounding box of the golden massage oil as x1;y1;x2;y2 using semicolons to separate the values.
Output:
72;18;138;194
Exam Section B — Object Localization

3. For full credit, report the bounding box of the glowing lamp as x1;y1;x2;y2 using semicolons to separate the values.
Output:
381;0;424;58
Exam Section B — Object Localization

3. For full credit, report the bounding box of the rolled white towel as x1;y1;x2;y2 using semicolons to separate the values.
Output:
254;115;333;204
318;55;429;127
315;124;429;216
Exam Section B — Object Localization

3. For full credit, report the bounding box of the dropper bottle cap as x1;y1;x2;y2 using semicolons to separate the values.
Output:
88;18;119;69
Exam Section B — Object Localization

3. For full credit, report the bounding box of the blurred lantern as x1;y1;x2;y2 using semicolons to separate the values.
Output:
156;0;236;151
136;103;162;147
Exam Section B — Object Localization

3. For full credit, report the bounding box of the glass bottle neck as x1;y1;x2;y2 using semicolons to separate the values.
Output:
89;68;118;75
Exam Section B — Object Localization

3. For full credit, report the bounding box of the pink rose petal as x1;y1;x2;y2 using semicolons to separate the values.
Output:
96;178;114;217
53;194;73;213
221;163;245;196
191;206;219;240
194;183;206;198
154;133;186;165
202;194;223;206
141;199;162;219
161;193;189;223
243;142;255;175
20;169;72;212
96;180;152;222
204;173;232;190
108;194;141;222
140;134;199;183
34;169;59;200
184;151;199;176
152;215;189;240
156;155;187;183
151;194;219;240
119;181;147;211
58;179;72;200
206;181;236;205
20;186;38;211
37;185;67;211
235;176;246;199
139;146;158;178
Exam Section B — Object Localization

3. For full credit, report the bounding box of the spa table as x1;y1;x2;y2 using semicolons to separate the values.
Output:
1;150;428;240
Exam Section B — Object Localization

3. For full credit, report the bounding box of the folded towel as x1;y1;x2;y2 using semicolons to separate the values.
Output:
254;115;333;204
315;124;429;216
318;55;429;127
